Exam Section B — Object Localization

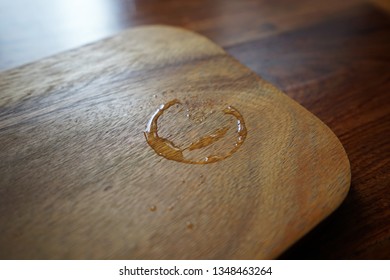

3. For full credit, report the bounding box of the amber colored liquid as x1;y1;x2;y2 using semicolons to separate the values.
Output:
144;99;247;164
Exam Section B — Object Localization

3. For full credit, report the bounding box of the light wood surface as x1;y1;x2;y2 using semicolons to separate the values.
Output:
0;25;350;259
1;0;389;261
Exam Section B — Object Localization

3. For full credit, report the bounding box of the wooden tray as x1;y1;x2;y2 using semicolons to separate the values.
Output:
0;25;350;259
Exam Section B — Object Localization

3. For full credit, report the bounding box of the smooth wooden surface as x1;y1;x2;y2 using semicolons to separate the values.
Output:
0;0;389;259
0;26;350;259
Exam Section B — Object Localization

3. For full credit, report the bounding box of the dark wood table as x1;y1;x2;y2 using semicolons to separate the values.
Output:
1;0;389;259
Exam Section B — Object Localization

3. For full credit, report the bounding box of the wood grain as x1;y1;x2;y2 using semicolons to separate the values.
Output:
0;26;350;259
0;0;366;71
0;0;389;260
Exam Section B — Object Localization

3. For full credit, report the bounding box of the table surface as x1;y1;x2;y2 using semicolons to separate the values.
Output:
0;0;389;259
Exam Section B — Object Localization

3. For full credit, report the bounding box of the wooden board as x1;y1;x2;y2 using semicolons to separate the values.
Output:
0;25;350;259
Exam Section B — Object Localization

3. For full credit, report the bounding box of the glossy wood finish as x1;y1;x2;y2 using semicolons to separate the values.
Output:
0;0;389;259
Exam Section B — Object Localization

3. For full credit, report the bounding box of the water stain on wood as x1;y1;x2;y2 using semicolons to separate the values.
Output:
143;99;248;164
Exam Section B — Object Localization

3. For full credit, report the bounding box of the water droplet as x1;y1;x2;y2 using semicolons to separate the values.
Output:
144;99;247;164
168;205;174;211
149;205;157;212
186;222;194;230
153;94;157;98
